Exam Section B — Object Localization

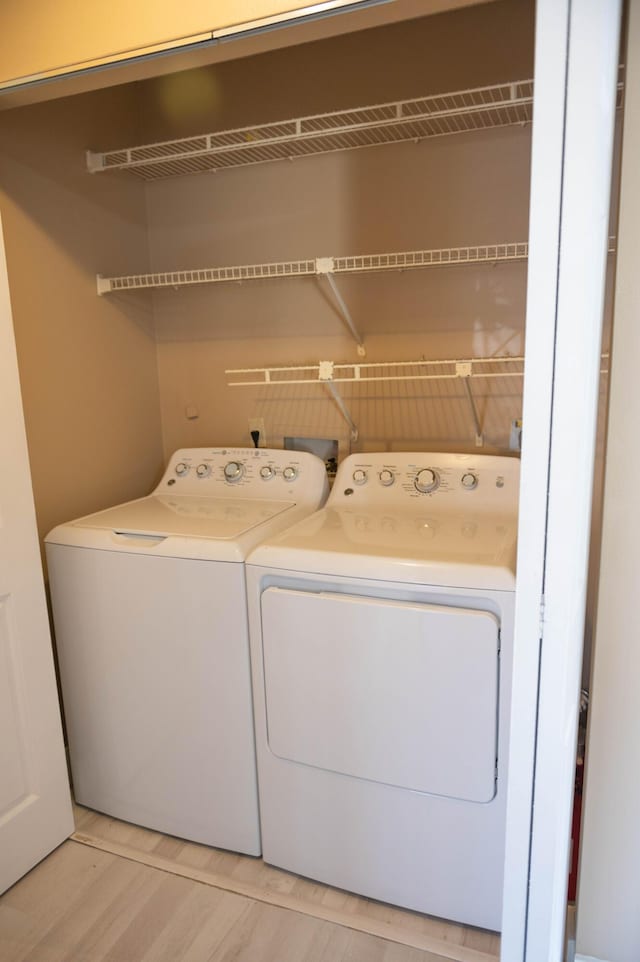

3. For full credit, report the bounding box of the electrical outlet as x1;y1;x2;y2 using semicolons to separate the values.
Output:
248;417;266;447
509;419;523;451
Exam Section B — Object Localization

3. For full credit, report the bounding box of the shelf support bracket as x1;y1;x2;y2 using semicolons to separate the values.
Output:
319;361;358;441
316;258;366;357
96;275;112;296
86;150;105;174
457;362;484;447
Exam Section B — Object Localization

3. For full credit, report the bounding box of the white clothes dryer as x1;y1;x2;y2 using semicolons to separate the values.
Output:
246;452;519;929
46;447;328;855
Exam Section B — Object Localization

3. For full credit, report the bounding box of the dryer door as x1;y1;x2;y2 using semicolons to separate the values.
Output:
261;588;499;803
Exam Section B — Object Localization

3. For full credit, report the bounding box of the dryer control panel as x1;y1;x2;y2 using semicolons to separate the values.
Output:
330;452;519;515
157;447;329;507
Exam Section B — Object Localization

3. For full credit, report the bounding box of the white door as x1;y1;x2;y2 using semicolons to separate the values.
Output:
0;212;73;894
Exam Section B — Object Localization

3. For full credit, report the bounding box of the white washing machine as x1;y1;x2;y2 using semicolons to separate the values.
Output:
46;447;328;855
246;452;519;929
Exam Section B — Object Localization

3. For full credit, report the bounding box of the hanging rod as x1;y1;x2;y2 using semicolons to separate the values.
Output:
86;79;534;181
96;242;529;295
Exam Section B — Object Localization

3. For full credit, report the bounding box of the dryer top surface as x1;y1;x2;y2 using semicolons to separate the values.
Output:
247;505;517;589
248;452;519;589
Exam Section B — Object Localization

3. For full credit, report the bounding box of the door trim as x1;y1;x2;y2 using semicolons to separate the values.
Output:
501;0;622;958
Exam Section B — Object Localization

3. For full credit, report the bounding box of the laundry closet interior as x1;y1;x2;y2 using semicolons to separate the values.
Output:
0;0;534;547
0;0;539;951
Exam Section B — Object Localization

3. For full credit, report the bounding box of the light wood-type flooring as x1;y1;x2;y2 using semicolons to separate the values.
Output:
0;805;500;962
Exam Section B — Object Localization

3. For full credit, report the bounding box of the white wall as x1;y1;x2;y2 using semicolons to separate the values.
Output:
576;2;640;959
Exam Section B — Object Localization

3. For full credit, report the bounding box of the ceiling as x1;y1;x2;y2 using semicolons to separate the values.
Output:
0;0;494;110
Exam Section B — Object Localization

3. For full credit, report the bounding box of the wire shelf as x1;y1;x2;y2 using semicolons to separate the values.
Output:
226;354;527;444
332;243;529;274
87;79;534;181
97;242;528;295
225;355;527;387
98;258;318;294
225;353;609;443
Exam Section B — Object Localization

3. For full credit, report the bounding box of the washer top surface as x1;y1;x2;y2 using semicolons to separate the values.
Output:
247;452;520;590
45;447;329;563
72;494;295;541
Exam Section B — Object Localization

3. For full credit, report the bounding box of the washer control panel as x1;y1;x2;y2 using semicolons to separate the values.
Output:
156;447;329;506
331;452;519;514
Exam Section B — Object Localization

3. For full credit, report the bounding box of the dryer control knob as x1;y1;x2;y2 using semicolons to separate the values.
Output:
196;463;210;478
175;462;189;476
224;461;244;482
352;469;368;485
283;465;298;482
415;468;439;493
461;472;478;490
379;469;395;487
260;465;275;480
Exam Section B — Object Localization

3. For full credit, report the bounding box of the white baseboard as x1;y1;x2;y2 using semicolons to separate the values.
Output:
575;954;609;962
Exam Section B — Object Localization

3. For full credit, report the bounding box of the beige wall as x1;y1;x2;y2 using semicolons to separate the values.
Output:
143;3;533;459
137;1;534;143
0;85;164;554
576;2;640;960
150;129;530;457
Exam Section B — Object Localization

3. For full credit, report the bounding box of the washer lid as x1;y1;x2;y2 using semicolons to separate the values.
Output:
72;494;296;540
248;505;518;590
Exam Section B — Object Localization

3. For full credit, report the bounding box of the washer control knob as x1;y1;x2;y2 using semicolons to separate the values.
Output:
415;468;439;493
461;472;478;490
352;469;368;485
224;461;244;482
196;463;210;478
175;462;189;476
379;469;395;487
283;465;298;482
260;465;275;480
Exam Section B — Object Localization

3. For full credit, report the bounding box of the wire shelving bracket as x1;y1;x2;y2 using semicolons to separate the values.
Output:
318;360;359;441
316;258;366;356
456;361;484;446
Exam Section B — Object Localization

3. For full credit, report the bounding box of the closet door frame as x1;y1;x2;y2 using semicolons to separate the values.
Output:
502;0;622;959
